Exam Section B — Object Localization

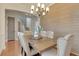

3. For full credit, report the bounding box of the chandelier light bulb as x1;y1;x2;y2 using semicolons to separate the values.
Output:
43;12;45;15
41;4;45;9
31;10;33;14
37;3;40;7
36;8;38;12
31;5;34;10
46;7;49;12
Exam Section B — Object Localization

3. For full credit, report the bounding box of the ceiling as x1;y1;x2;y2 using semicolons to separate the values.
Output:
0;3;54;16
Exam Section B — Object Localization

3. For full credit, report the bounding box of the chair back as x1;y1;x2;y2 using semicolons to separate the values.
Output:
47;31;54;39
18;32;31;56
57;34;73;56
24;31;32;41
40;31;47;38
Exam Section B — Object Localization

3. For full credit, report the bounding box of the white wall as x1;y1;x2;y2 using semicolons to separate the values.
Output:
5;10;27;41
0;3;30;54
0;8;6;54
0;3;39;55
0;3;31;12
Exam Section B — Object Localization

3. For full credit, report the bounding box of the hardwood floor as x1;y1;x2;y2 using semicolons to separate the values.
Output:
0;40;77;56
1;40;21;56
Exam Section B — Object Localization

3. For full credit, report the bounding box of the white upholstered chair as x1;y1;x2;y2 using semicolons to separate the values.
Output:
18;32;38;56
24;31;32;40
61;34;73;56
41;34;73;56
18;32;31;56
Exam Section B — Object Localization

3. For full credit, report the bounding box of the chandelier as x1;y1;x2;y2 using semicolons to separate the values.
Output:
30;3;49;16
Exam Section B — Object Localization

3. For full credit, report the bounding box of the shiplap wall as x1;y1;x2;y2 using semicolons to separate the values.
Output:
41;4;79;55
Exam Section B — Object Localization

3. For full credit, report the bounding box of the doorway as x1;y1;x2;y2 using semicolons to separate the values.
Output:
7;17;15;41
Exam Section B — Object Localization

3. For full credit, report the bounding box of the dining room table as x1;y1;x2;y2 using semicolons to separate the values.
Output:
28;37;56;53
24;31;56;54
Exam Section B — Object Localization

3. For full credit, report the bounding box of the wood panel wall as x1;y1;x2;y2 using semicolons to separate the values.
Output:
41;4;79;55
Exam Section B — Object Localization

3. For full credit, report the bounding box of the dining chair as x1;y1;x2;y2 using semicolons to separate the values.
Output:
41;34;73;56
61;34;73;56
18;32;39;56
18;32;31;56
24;31;32;40
47;31;54;39
40;31;47;38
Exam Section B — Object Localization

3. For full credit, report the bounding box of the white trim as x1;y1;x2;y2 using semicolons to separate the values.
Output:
5;8;37;17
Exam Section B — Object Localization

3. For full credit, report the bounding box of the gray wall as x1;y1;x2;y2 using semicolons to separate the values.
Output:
5;10;27;41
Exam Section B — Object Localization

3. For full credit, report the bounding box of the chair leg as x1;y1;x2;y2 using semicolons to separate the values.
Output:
21;47;24;56
22;50;25;56
21;47;27;56
24;51;27;56
33;53;41;56
21;47;23;54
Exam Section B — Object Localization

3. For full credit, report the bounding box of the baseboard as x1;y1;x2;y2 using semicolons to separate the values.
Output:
0;48;4;55
71;51;79;56
8;40;15;42
0;50;2;55
0;44;6;55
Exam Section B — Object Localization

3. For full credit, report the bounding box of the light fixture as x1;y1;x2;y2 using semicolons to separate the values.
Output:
31;5;34;10
41;4;45;9
30;3;49;16
36;8;38;11
38;3;40;7
31;10;33;14
46;7;49;12
43;12;45;15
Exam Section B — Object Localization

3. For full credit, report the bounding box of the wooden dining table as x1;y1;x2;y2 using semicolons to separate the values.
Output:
24;31;56;54
29;38;56;53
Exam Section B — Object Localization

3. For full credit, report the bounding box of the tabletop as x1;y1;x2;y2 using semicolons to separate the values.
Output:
29;38;56;53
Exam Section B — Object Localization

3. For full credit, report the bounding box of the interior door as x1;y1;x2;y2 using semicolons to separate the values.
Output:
8;17;15;41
